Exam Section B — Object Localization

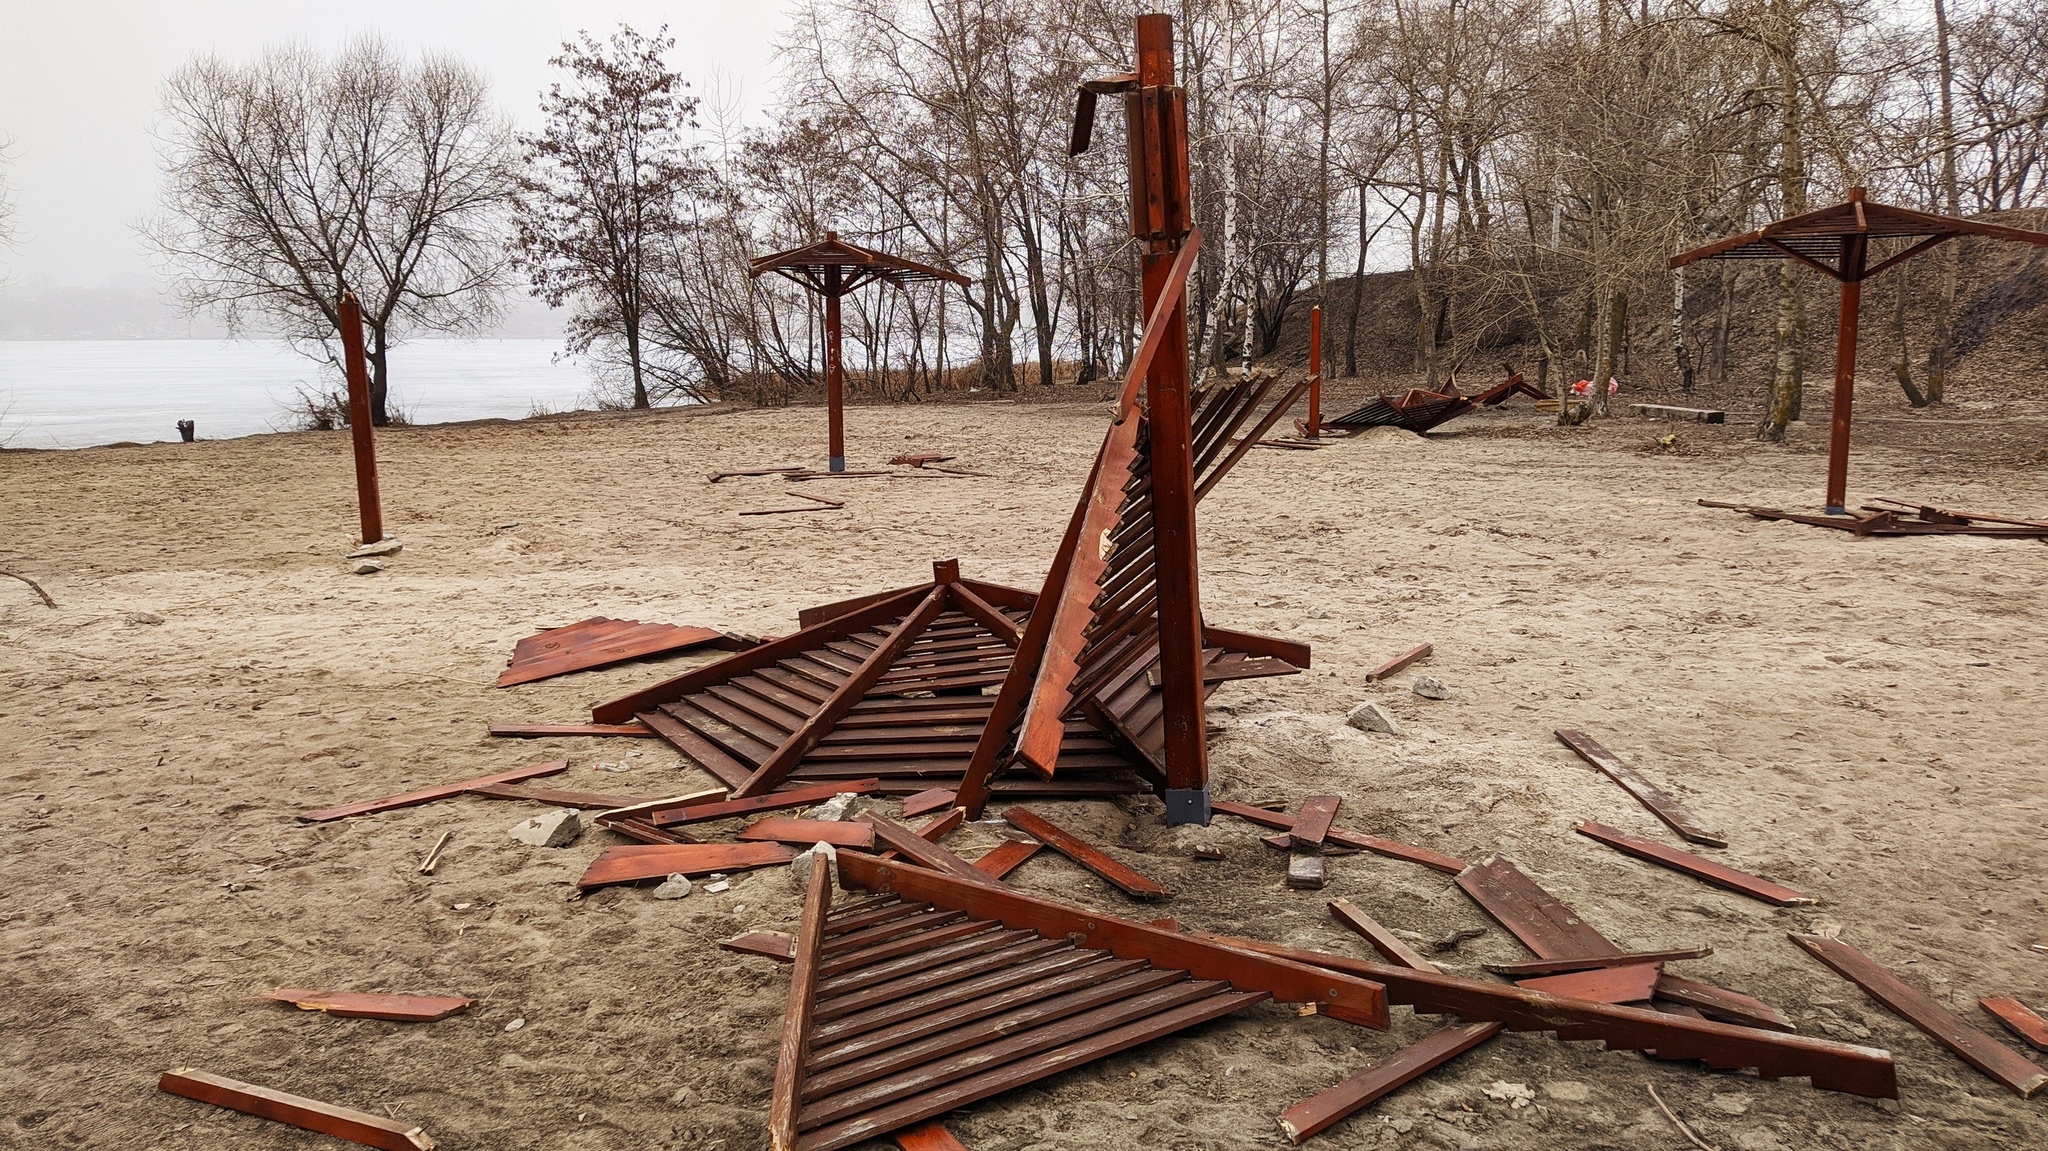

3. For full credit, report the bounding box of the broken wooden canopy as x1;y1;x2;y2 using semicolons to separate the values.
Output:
1324;368;1543;435
1671;187;2048;515
749;233;970;474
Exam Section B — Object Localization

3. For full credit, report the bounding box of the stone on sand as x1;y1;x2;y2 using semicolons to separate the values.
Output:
508;808;582;847
1344;701;1400;734
1411;675;1451;700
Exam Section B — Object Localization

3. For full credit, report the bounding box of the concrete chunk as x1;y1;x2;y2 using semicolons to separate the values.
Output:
1344;701;1400;734
508;808;582;847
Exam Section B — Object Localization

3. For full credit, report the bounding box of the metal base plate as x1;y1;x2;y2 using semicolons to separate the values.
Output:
829;456;847;473
1164;788;1212;827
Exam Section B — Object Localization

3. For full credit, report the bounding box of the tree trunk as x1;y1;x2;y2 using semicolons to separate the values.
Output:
1760;260;1802;441
1346;183;1367;378
1672;269;1694;394
368;324;391;427
625;315;649;409
1893;266;1929;406
1930;0;1960;403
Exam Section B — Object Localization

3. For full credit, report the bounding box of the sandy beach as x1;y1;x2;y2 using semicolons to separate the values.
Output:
3;390;2046;1150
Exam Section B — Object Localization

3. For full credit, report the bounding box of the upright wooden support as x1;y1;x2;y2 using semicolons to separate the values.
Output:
1824;228;1866;513
769;852;834;1149
824;264;846;472
1130;13;1209;826
337;292;384;545
1305;305;1322;437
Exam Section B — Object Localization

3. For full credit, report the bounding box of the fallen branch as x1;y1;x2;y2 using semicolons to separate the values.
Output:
1647;1084;1723;1151
1;570;55;608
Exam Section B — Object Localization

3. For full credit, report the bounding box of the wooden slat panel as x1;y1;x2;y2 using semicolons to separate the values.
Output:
637;709;754;789
820;910;969;958
808;951;1127;1053
812;940;1072;1022
814;930;1041;999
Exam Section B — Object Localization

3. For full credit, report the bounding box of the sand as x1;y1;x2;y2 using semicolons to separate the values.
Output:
3;391;2046;1150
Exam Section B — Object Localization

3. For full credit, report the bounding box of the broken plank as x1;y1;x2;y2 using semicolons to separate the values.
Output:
1516;963;1659;1004
1629;403;1724;423
858;814;994;884
1576;821;1812;905
1554;730;1726;848
1286;854;1327;891
1327;899;1435;972
893;1120;971;1151
578;841;795;889
1277;1022;1500;1143
1983;998;2048;1052
1212;801;1464;873
723;930;796;963
647;779;881;828
972;839;1043;880
299;761;567;823
158;1068;434;1150
899;787;956;818
738;818;876;849
1654;973;1792;1031
260;989;473;1023
1001;807;1172;901
1455;856;1620;960
487;723;658;738
467;783;652;809
1364;643;1432;682
1484;947;1712;977
592;788;728;826
1291;795;1341;847
1791;933;2047;1097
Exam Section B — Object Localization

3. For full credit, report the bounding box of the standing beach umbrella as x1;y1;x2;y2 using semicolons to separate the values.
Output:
1671;187;2048;514
749;233;970;473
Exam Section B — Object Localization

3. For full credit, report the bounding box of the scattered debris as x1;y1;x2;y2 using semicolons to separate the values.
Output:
503;1018;524;1032
1576;821;1810;905
1410;676;1450;700
351;559;387;575
508;808;582;848
417;831;452;874
1983;997;2048;1052
1344;701;1400;735
1483;1081;1535;1108
1216;800;1465;874
261;989;474;1023
158;1068;435;1150
1325;368;1545;435
1555;730;1727;848
1431;927;1488;953
807;793;861;822
1647;1083;1725;1151
722;929;794;961
1630;404;1725;424
125;610;163;625
1700;497;2048;539
299;760;567;823
1365;643;1432;682
652;874;694;900
346;539;405;559
496;617;747;688
1002;806;1171;900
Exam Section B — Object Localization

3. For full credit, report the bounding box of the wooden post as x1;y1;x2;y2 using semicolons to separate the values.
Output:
1825;207;1869;515
1306;305;1323;436
1131;13;1210;826
337;292;384;546
824;252;846;473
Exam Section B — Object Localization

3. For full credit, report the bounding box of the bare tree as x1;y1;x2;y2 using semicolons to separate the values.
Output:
515;25;707;409
150;38;516;425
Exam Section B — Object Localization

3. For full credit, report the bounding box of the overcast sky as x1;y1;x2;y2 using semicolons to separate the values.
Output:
0;1;796;288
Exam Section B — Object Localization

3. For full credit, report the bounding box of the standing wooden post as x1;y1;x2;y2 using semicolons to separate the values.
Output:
1306;305;1323;437
1824;219;1868;514
337;292;384;546
823;261;846;473
1129;13;1210;826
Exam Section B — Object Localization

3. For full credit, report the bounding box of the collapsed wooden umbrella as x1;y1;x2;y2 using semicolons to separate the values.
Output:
1670;187;2048;514
749;234;969;473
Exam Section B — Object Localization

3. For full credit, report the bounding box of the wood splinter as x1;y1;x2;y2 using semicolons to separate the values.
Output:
159;1068;435;1150
417;832;452;875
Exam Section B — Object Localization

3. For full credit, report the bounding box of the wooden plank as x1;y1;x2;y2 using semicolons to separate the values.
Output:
497;622;732;687
1983;997;2048;1052
1554;730;1726;848
260;989;473;1023
1212;801;1464;873
858;814;995;884
157;1068;434;1150
810;953;1139;1056
299;761;567;823
724;931;797;962
1654;973;1792;1031
1792;933;2046;1097
1576;821;1813;905
1484;947;1712;977
1277;1022;1500;1143
1516;963;1659;1004
467;783;651;809
590;788;727;826
1455;856;1622;960
899;788;955;818
1364;643;1432;682
740;819;877;849
770;852;835;1151
1290;795;1340;847
578;841;796;889
835;851;1386;1026
1630;403;1725;423
487;723;658;738
638;708;755;789
972;839;1043;879
892;1121;969;1151
649;780;880;828
1327;899;1435;972
1001;807;1172;901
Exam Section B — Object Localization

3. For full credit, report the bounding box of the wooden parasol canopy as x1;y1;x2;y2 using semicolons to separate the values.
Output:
1671;187;2048;513
749;233;968;473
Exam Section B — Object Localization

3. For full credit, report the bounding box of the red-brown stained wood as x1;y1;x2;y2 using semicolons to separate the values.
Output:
158;1068;435;1150
467;783;652;809
1653;973;1792;1031
1515;963;1659;1004
299;760;567;823
770;852;835;1151
261;989;473;1022
1484;947;1712;977
1575;821;1814;905
1212;801;1464;874
487;723;659;738
1791;933;2048;1097
892;1122;970;1151
1554;730;1726;848
1001;806;1172;901
1983;997;2048;1052
899;788;954;818
1290;795;1341;847
1277;1022;1499;1143
1455;856;1622;960
1327;899;1435;972
1363;643;1432;682
497;618;735;687
858;815;994;884
578;841;796;889
648;780;880;827
740;819;877;849
724;931;797;962
972;839;1043;879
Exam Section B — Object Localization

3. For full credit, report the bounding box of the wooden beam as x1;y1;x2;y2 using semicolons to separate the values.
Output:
1001;806;1172;901
1277;1022;1499;1143
1364;643;1431;682
487;723;658;739
972;838;1044;879
723;930;796;962
1983;997;2048;1052
577;842;795;889
1327;899;1435;972
299;761;567;823
646;779;879;828
769;852;834;1150
1214;801;1464;874
858;814;997;884
1554;730;1726;847
159;1068;433;1150
1575;821;1813;905
260;989;473;1023
1483;947;1712;977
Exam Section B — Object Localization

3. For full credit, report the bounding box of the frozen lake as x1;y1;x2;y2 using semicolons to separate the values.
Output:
0;339;602;450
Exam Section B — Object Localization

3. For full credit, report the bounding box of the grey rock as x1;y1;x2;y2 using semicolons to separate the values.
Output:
124;611;164;626
652;874;693;900
807;793;860;822
791;842;839;891
1411;675;1451;700
346;539;404;559
1344;701;1400;734
351;559;388;575
508;808;582;847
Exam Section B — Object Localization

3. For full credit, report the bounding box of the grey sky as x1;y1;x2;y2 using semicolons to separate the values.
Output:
0;1;795;287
